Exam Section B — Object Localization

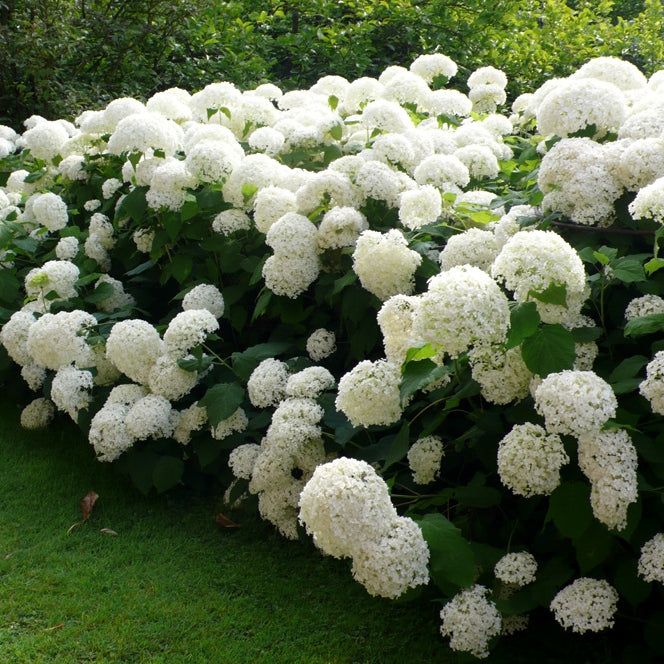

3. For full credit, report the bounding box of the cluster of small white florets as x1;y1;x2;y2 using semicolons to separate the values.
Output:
105;319;164;385
25;259;79;311
20;397;55;429
549;578;619;633
211;407;248;441
299;457;429;598
407;435;444;484
439;228;500;273
640;351;664;414
637;533;664;583
440;584;502;659
352;229;422;301
624;294;664;320
494;552;538;588
577;428;638;531
412;264;510;358
94;275;135;313
247;358;290;408
497;422;569;496
285;366;335;399
29;192;68;232
534;370;617;437
305;328;336;362
491;229;587;324
629;175;664;224
468;344;532;405
467;66;508;115
335;359;403;427
163;309;219;358
376;294;421;365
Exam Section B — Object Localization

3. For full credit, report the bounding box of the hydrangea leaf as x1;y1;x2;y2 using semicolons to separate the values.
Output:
416;513;476;590
506;301;540;349
624;313;664;337
520;324;575;376
611;257;646;284
231;342;292;381
116;185;147;222
152;456;184;493
547;481;593;539
199;382;245;427
400;359;449;401
383;422;410;471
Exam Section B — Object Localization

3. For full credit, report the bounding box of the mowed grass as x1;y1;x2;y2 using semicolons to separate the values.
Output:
0;398;446;664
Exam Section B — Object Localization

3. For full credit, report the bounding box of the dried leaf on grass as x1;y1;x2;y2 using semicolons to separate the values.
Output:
100;528;118;536
67;490;99;534
215;512;240;528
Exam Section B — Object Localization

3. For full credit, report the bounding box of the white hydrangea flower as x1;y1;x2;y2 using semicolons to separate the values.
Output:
341;77;384;114
285;367;335;399
145;157;196;211
497;423;569;497
335;359;402;428
534;370;617;437
101;177;123;199
616;138;664;191
21;120;69;161
491;230;587;324
306;329;336;361
629;175;664;224
106;319;164;385
577;428;638;531
30;192;68;231
147;355;198;401
439;228;500;273
20;363;46;391
253;186;298;233
298;457;398;559
398;185;441;230
125;394;174;440
107;112;182;155
88;401;135;462
20;398;55;429
410;53;457;83
352;229;421;301
469;84;507;114
57;154;86;181
146;87;192;122
172;402;208;445
572;56;647;91
407;436;444;484
182;284;224;318
163;309;219;358
133;228;155;253
351;516;429;599
247;358;289;408
222;153;286;210
423;89;472;117
211;208;251;235
26;310;96;370
376;294;421;365
228;442;262;480
414;153;469;189
639;350;664;414
50;365;94;420
468;66;507;89
625;294;664;320
361;99;413;134
536;78;627;139
550;578;619;633
494;552;538;587
454;144;500;179
55;236;79;260
25;260;79;310
185;138;243;184
638;533;664;583
0;310;37;366
94;275;135;313
468;344;532;405
211;407;248;441
247;126;285;155
440;584;502;659
317;206;368;250
412;265;510;358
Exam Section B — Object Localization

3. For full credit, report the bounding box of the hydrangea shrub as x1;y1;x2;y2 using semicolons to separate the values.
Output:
2;53;664;659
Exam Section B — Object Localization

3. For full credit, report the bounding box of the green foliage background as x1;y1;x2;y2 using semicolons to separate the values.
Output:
2;0;664;129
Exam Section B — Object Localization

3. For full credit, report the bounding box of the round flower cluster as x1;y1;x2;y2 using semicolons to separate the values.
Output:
639;350;664;415
352;229;422;301
94;275;135;313
468;344;532;405
577;428;638;531
398;186;442;230
305;328;336;361
624;294;664;320
534;370;617;437
317;206;369;250
407;435;444;484
616;137;664;191
412;264;510;358
439;584;502;659
629;175;664;224
247;358;289;408
125;394;174;441
50;365;93;420
335;359;403;427
494;552;538;587
172;403;208;444
377;294;420;365
20;397;55;429
637;533;664;583
550;578;619;633
0;310;37;366
497;422;569;496
163;309;219;358
285;367;335;399
409;53;458;83
211;407;248;441
491;230;587;324
30;192;68;231
467;66;508;114
147;355;198;401
253;186;297;233
107;112;182;155
299;457;429;598
25;260;79;310
228;443;262;480
55;236;79;261
182;284;225;319
106;319;164;385
212;208;251;236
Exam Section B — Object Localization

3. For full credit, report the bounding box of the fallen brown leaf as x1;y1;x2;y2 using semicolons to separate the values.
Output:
215;512;240;528
100;528;118;536
81;491;99;521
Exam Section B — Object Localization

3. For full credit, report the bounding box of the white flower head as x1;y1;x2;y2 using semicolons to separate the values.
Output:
494;552;538;587
638;533;664;584
407;436;444;484
182;284;224;318
550;578;619;633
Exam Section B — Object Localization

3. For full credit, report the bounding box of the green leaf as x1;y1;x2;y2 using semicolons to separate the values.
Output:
329;124;343;141
454;485;501;508
331;270;357;295
199;382;245;427
547;482;593;539
0;269;20;305
328;95;339;111
383;422;410;471
170;254;193;284
645;257;664;275
611;257;646;283
177;354;213;373
624;313;664;337
231;342;292;381
193;438;225;467
609;355;649;383
152;456;184;493
241;183;258;204
180;198;199;222
162;213;184;241
23;168;48;183
506;301;540;349
251;289;272;322
85;281;115;303
521;324;576;376
570;326;602;342
127;450;158;494
116;186;147;221
528;282;567;306
574;522;614;573
400;359;449;400
416;513;477;590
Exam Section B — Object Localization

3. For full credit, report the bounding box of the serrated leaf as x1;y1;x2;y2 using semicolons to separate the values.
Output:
400;359;449;400
624;313;664;337
611;257;646;283
116;186;148;221
199;382;245;427
404;343;437;364
85;281;115;303
521;324;575;376
383;422;410;471
645;257;664;275
331;270;357;295
177;354;213;373
506;301;540;349
528;282;567;306
548;482;593;539
416;513;477;589
152;456;184;493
